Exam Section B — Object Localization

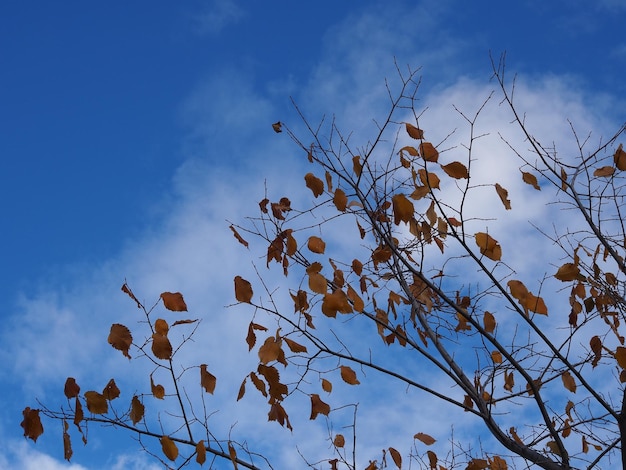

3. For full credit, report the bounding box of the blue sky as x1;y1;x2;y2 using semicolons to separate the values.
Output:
1;1;625;469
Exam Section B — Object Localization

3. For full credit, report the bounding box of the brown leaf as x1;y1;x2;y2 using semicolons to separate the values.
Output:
483;311;496;333
196;440;206;465
229;225;249;248
352;155;362;177
561;371;577;393
392;193;414;225
507;280;548;315
475;232;502;261
414;432;436;445
152;333;172;360
102;378;120;401
121;283;142;308
427;450;437;469
108;323;132;359
129;395;144;425
322;289;354;317
441;161;469;179
340;365;360;385
272;121;282;133
64;377;80;399
420;142;439;162
258;336;284;364
63;420;72;461
234;276;253;303
334;434;345;448
405;123;424;139
150;374;165;399
310;393;331;419
171;319;198;327
305;173;325;197
594;166;615;177
616;346;626;369
200;364;217;394
307;236;326;254
522;171;541;190
388;447;402;469
494;183;511;210
555;263;581;282
21;407;44;442
160;435;179;461
84;391;108;414
614;144;626;171
333;188;348;212
160;292;187;312
418;168;440;189
491;350;503;363
228;442;238;469
284;337;308;353
322;378;332;393
154;318;169;336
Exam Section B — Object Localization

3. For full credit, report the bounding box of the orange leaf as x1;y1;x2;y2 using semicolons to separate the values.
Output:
150;374;165;399
20;407;44;442
418;169;440;189
414;432;436;445
84;391;108;414
441;161;469;179
555;263;581;282
151;333;172;360
307;236;326;254
352;155;362;177
129;395;144;425
483;311;496;333
522;172;541;190
234;276;253;303
475;232;502;261
322;289;353;317
305;173;325;197
495;183;511;210
334;434;345;448
200;364;217;394
160;435;179;461
392;193;414;225
405;123;424;139
340;365;360;385
491;350;503;364
310;393;331;419
108;323;132;359
160;292;187;312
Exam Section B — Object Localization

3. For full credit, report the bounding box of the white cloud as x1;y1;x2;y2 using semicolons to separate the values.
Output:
192;0;245;35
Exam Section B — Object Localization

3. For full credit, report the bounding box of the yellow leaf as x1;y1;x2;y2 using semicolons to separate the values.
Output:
494;183;511;210
129;396;144;425
200;364;217;394
521;172;540;190
310;393;331;419
20;407;44;442
340;365;360;385
160;292;187;312
475;232;502;261
108;323;133;359
304;173;325;197
420;142;439;162
392;193;415;225
307;236;326;254
151;333;172;360
405;123;424;139
234;276;253;303
414;432;436;445
561;371;576;393
441;161;469;179
160;435;178;461
84;391;108;414
594;166;615;177
483;311;496;333
196;440;206;465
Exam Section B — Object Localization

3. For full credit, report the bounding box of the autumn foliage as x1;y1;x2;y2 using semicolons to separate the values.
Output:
23;58;626;470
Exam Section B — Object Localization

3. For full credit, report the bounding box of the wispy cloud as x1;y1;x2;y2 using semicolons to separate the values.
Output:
192;0;245;35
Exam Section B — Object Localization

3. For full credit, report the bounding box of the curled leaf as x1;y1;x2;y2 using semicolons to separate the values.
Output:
20;407;44;442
